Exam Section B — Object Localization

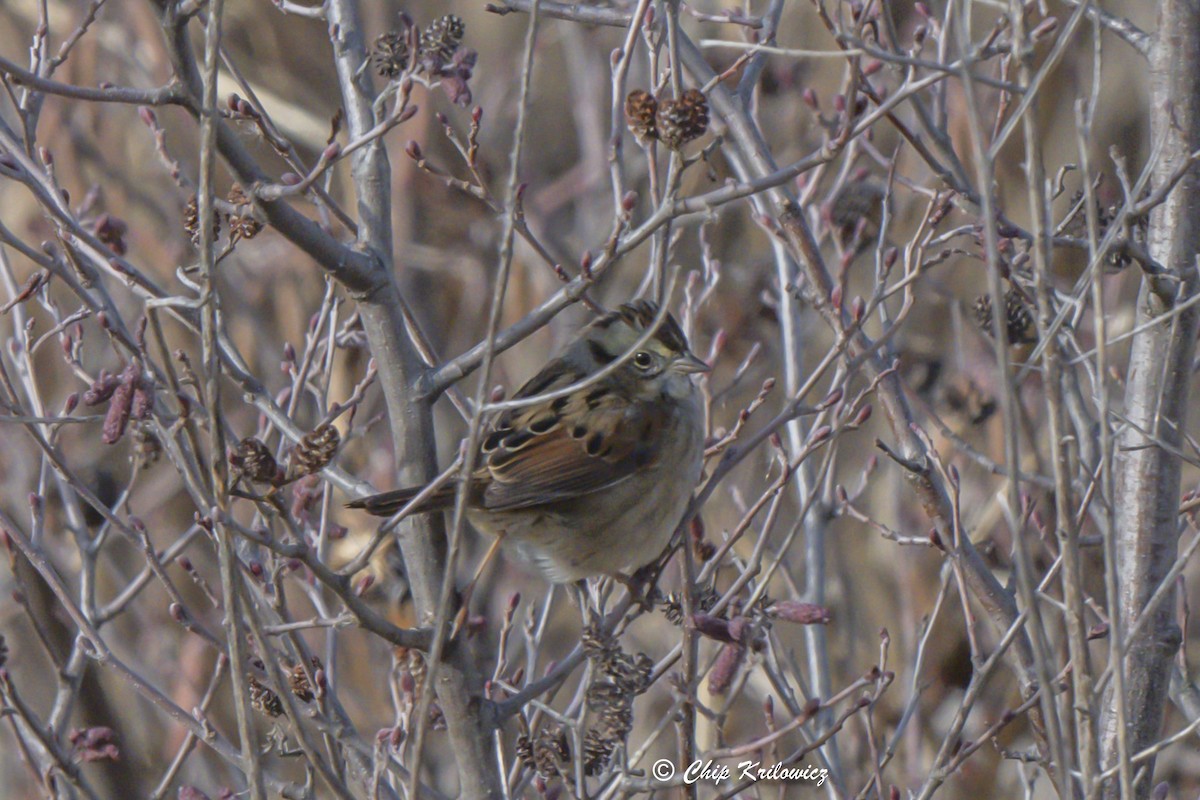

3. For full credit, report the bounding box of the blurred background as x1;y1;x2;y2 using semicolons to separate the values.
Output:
2;1;1196;798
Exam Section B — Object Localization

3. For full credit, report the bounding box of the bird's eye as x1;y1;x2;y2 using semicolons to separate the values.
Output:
633;351;654;370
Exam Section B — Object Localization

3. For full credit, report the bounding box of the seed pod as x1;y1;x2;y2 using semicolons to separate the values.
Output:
655;88;709;150
973;288;1037;345
230;437;279;484
226;183;262;240
372;31;410;78
289;656;322;702
624;89;658;143
182;195;220;246
247;675;284;717
419;15;465;69
289;424;340;478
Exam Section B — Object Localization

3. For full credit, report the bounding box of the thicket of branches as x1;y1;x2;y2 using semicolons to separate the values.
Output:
1;0;1199;798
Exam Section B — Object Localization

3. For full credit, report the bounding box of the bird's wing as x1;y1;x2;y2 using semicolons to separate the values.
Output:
479;368;663;512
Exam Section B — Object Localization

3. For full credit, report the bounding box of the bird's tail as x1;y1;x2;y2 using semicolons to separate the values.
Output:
346;484;457;517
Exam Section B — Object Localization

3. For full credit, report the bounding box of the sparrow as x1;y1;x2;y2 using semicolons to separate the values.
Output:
348;299;708;584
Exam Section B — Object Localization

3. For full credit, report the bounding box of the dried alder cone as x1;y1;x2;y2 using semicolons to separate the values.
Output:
973;287;1038;345
371;15;474;105
247;674;284;718
624;88;710;149
418;14;466;68
288;656;323;702
516;726;570;779
372;31;409;78
578;624;653;774
289;424;340;478
226;183;262;240
1060;186;1144;271
230;437;279;484
624;89;658;142
182;194;220;246
657;88;710;149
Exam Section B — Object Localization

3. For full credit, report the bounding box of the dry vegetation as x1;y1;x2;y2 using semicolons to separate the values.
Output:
0;1;1198;799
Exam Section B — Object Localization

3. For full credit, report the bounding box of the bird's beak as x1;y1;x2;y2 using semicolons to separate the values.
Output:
674;352;711;374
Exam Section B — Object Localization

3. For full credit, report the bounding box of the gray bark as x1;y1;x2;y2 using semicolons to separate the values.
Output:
1100;2;1200;796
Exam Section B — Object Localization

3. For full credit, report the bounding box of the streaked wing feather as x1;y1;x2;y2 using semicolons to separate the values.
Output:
482;429;638;510
479;374;662;512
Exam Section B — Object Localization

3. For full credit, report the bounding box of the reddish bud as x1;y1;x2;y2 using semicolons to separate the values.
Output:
727;615;753;643
769;601;831;625
138;107;157;127
929;528;946;550
1031;16;1058;41
131;385;154;420
405;141;423;160
322;142;341;161
102;362;140;444
863;59;883;77
802;88;819;109
689;613;736;643
884;246;898;270
809;425;832;444
853;404;873;426
707;642;745;694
